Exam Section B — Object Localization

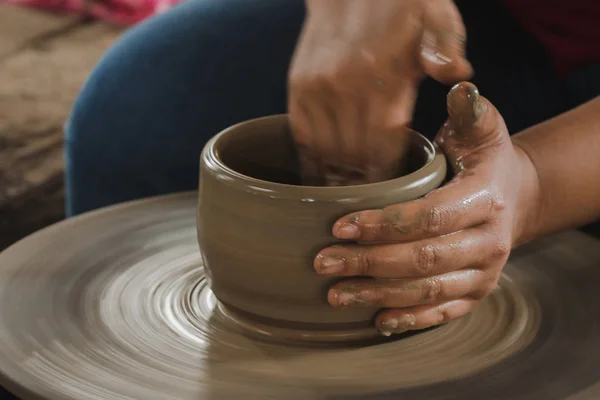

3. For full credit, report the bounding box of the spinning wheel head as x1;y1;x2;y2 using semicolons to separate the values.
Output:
1;193;599;399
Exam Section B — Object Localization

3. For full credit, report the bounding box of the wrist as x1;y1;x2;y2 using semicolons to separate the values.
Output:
511;140;542;248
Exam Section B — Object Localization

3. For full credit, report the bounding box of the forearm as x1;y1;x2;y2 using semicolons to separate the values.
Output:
513;97;600;245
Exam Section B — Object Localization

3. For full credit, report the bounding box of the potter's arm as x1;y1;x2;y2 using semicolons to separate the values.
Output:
513;96;600;244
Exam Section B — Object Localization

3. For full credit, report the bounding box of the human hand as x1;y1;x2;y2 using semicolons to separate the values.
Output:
314;82;540;335
288;0;472;185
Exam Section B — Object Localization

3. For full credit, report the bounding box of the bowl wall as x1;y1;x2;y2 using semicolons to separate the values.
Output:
197;115;447;334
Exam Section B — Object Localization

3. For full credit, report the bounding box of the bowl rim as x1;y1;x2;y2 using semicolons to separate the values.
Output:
200;114;446;199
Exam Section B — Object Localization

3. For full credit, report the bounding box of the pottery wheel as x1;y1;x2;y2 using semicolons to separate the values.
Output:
2;193;600;399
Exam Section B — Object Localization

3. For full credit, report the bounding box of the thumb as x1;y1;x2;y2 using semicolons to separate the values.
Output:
420;0;473;85
438;82;510;168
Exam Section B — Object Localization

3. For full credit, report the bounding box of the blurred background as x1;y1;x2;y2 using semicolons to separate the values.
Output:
0;0;179;251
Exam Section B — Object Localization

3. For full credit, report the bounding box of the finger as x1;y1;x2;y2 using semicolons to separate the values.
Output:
290;83;342;185
421;0;473;84
359;69;417;183
438;82;511;169
327;269;493;309
358;128;412;184
315;227;508;278
334;90;365;166
315;101;358;185
289;100;325;185
375;298;478;336
332;174;500;242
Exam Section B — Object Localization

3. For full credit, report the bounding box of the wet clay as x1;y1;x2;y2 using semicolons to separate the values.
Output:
197;115;447;343
2;193;600;399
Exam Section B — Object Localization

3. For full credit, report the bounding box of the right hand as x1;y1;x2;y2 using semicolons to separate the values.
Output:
288;0;473;185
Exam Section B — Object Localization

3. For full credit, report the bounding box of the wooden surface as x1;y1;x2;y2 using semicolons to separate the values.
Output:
0;4;124;250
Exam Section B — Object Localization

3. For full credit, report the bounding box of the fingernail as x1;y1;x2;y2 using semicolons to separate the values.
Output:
378;315;416;335
447;82;487;131
315;254;345;274
421;30;451;65
421;47;451;65
333;222;360;240
379;319;400;332
328;289;345;307
329;289;374;308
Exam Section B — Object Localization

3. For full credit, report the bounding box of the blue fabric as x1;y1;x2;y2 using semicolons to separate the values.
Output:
65;0;305;215
64;0;599;217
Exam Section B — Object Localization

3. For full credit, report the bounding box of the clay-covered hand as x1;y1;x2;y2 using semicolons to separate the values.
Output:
288;0;472;185
314;82;540;336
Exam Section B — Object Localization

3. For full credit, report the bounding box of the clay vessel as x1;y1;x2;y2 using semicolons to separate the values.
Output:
197;115;446;344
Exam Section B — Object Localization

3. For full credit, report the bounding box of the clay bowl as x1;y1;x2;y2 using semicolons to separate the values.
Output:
197;115;447;345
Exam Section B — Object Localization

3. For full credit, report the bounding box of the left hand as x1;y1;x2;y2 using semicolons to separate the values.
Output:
314;82;540;336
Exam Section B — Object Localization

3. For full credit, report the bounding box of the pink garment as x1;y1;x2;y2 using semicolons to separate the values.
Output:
1;0;182;25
